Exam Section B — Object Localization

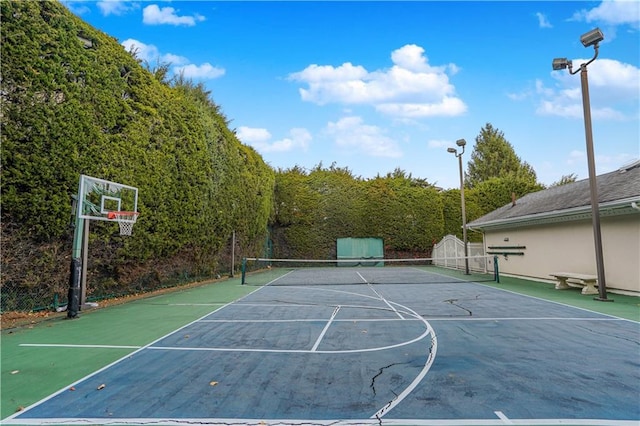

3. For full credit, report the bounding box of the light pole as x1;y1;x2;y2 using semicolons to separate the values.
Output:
448;138;469;275
552;27;610;302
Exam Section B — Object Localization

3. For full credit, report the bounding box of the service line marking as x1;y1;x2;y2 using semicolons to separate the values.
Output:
311;306;340;351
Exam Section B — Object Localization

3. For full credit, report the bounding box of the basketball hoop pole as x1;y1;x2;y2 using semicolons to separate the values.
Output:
67;194;84;318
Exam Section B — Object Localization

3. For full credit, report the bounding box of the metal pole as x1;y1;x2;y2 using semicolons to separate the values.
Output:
67;213;83;318
80;220;89;307
230;230;236;278
458;154;470;275
580;64;609;301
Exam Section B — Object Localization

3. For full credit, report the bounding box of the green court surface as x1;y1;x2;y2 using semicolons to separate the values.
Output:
1;270;638;422
1;277;255;419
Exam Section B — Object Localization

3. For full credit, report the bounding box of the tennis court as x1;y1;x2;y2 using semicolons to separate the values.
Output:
2;263;639;425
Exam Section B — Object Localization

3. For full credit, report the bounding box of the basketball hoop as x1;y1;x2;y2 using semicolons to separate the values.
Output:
107;211;139;236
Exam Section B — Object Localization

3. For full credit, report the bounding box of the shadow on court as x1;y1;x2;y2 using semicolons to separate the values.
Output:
4;268;640;425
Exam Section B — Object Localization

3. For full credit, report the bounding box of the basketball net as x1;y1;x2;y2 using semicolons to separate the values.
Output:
107;211;139;236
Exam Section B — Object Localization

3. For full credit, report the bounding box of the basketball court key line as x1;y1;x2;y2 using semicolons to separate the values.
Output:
311;305;340;351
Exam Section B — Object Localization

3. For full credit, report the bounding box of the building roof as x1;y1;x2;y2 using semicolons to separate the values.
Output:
468;160;640;230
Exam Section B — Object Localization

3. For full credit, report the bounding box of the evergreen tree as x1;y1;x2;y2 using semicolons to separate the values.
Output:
466;123;537;188
550;173;578;187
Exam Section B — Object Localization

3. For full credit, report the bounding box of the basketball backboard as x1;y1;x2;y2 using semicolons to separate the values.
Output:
77;175;138;222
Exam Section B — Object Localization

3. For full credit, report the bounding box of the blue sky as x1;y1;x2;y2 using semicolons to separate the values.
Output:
64;1;639;189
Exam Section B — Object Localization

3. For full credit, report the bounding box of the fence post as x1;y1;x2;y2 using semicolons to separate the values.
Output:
494;255;500;283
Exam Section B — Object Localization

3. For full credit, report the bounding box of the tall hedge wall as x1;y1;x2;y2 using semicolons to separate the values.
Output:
271;167;444;259
1;1;274;311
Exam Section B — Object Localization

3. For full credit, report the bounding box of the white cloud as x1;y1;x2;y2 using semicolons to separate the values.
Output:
289;44;466;119
376;97;467;118
236;127;272;143
537;58;639;120
97;0;136;16
143;4;206;26
326;116;402;158
121;39;223;81
237;127;311;153
174;63;225;80
62;1;91;15
567;150;636;171
121;39;188;65
506;90;531;101
390;44;432;72
535;79;555;98
163;53;189;66
572;0;640;28
536;12;552;28
581;58;640;92
567;150;586;165
427;139;451;149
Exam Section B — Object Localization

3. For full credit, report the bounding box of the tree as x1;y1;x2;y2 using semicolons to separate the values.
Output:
550;173;578;187
466;123;537;188
466;177;544;216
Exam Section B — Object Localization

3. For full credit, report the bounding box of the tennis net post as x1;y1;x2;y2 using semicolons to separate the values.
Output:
241;257;247;285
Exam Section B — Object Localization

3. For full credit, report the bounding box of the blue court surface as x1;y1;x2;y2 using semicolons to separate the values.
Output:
4;267;639;425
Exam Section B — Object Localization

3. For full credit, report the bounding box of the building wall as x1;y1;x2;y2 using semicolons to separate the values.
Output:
483;214;640;293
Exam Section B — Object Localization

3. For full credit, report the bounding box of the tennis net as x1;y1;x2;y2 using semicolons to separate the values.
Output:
240;255;498;286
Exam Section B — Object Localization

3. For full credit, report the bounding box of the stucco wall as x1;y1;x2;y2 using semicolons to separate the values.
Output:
483;214;640;293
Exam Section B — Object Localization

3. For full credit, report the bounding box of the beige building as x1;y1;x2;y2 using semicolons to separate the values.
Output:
467;160;640;295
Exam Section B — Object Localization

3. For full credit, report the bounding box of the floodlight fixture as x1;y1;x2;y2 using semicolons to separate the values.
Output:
580;27;604;47
447;147;457;154
456;138;467;147
552;58;571;71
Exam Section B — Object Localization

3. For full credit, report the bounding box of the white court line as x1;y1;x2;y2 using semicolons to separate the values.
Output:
264;268;296;285
358;271;405;320
150;311;433;354
166;303;227;306
312;306;339;351
248;284;387;303
19;344;141;349
5;418;640;426
18;316;619;349
495;411;514;424
201;318;412;323
5;417;640;425
425;317;622;321
371;301;437;420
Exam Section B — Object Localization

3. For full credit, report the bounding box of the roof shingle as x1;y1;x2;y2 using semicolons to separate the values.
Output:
468;160;640;227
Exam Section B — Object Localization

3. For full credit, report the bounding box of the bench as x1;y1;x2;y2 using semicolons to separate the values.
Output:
550;272;598;295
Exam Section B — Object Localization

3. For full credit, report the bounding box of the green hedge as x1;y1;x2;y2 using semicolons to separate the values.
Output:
1;1;274;311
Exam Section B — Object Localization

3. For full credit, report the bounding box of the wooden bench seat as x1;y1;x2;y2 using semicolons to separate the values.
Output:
550;272;598;295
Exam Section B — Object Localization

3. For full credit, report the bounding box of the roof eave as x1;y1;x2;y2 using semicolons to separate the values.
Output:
468;197;640;231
